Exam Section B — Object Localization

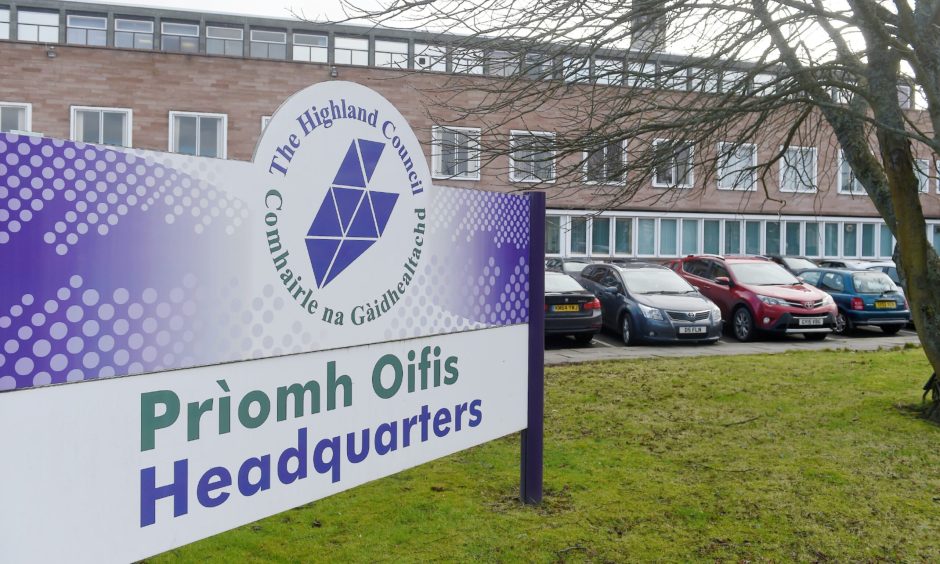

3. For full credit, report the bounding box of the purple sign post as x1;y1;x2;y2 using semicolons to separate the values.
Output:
521;190;545;504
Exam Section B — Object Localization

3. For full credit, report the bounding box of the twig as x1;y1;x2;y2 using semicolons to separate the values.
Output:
722;415;762;427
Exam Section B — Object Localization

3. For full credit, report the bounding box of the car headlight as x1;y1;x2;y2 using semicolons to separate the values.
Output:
710;305;722;322
757;294;786;306
821;295;834;306
638;303;663;320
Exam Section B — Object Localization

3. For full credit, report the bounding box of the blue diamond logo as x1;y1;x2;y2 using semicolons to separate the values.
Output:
306;139;399;288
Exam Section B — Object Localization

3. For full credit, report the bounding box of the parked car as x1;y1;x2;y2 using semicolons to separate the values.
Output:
579;263;722;345
865;261;901;285
798;268;910;334
766;255;818;274
545;257;593;275
544;271;602;345
668;255;837;342
816;259;874;269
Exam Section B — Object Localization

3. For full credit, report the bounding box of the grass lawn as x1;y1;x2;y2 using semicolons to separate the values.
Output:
149;348;940;562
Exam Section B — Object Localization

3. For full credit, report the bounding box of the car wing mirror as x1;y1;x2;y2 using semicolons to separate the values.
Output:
715;276;732;287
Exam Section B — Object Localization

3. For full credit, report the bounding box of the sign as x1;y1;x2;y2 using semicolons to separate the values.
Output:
0;82;544;563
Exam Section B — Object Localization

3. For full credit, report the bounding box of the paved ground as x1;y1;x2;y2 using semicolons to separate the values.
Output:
545;326;921;365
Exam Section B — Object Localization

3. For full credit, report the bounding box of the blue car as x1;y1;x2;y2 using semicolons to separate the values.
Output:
578;262;722;345
798;268;910;335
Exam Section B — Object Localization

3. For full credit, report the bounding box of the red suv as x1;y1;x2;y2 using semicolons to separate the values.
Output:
668;255;837;341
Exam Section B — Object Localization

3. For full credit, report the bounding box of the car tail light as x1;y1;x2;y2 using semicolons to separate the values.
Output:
851;297;864;310
584;298;601;310
544;303;548;312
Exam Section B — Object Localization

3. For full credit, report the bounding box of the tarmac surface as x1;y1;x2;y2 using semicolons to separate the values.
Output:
545;326;922;365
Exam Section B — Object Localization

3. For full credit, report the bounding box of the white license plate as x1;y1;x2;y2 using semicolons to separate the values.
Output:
678;326;708;334
798;318;825;326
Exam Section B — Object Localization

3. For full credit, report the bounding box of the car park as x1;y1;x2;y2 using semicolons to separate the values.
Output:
579;263;722;345
544;271;602;344
797;268;910;335
766;255;818;274
865;261;901;285
545;257;593;275
669;255;837;342
816;259;874;270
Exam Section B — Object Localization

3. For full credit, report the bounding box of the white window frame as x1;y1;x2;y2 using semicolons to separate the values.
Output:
0;102;33;133
593;57;622;85
17;10;59;43
452;48;485;75
66;14;107;46
567;216;589;256
837;152;866;195
161;21;199;53
612;216;635;256
652;139;694;189
334;36;368;66
716;142;757;191
292;33;328;63
915;158;930;193
582;140;627;186
0;8;9;41
626;62;656;89
114;18;154;50
414;43;447;72
431;126;481;181
249;29;287;59
374;39;409;69
778;146;817;193
69;106;133;147
168;111;228;159
206;25;244;56
509;131;555;183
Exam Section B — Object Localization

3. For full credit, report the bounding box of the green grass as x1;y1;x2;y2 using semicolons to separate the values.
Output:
149;349;940;562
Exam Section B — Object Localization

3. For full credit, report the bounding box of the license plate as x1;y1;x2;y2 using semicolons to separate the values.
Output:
875;300;896;310
678;326;707;334
552;304;580;312
798;318;825;326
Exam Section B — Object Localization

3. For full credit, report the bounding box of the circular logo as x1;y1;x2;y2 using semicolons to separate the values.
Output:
255;82;430;327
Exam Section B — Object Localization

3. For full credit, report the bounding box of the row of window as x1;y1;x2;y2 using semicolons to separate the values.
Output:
1;6;925;108
546;214;940;259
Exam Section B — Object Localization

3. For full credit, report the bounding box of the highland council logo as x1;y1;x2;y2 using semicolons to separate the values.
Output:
259;82;430;328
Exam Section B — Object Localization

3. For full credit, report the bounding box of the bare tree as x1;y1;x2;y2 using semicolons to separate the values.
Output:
331;0;940;415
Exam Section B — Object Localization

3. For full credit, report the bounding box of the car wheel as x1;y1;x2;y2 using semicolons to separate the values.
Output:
732;307;755;342
621;314;637;346
833;311;853;335
804;333;827;341
881;325;902;335
573;333;594;346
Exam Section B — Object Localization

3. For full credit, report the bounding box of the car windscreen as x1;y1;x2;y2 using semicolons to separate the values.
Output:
545;273;586;293
728;262;800;285
621;269;695;294
563;261;590;274
783;257;817;271
852;271;899;294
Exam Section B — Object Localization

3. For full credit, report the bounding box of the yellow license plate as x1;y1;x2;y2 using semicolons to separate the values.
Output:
875;300;895;309
552;304;580;312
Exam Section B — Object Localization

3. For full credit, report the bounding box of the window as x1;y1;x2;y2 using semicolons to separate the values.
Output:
637;218;656;255
898;84;913;109
805;222;820;256
915;158;930;193
724;221;741;254
652;139;693;188
703;220;720;254
0;103;31;133
717;142;756;190
592;217;611;254
820;273;845;293
626;62;656;88
659;65;687;90
293;33;327;63
71;107;132;147
375;39;408;68
488;51;518;77
681;219;699;255
879;224;894;257
843;223;857;256
584;141;625;184
250;30;286;59
800;271;821;286
452;48;484;75
510;132;554;182
721;71;746;94
614;218;633;254
861;224;875;257
66;15;106;46
765;221;781;255
169;112;226;158
745;221;761;255
660;219;678;256
933;226;940;251
161;22;199;53
206;26;243;56
0;8;8;40
432;126;480;180
779;146;817;193
545;216;561;254
752;73;774;95
563;57;590;83
334;36;368;66
522;53;553;79
114;19;153;50
838;152;865;195
17;10;59;43
570;217;587;254
689;67;719;93
414;43;446;71
785;222;801;255
824;222;839;256
594;58;622;85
